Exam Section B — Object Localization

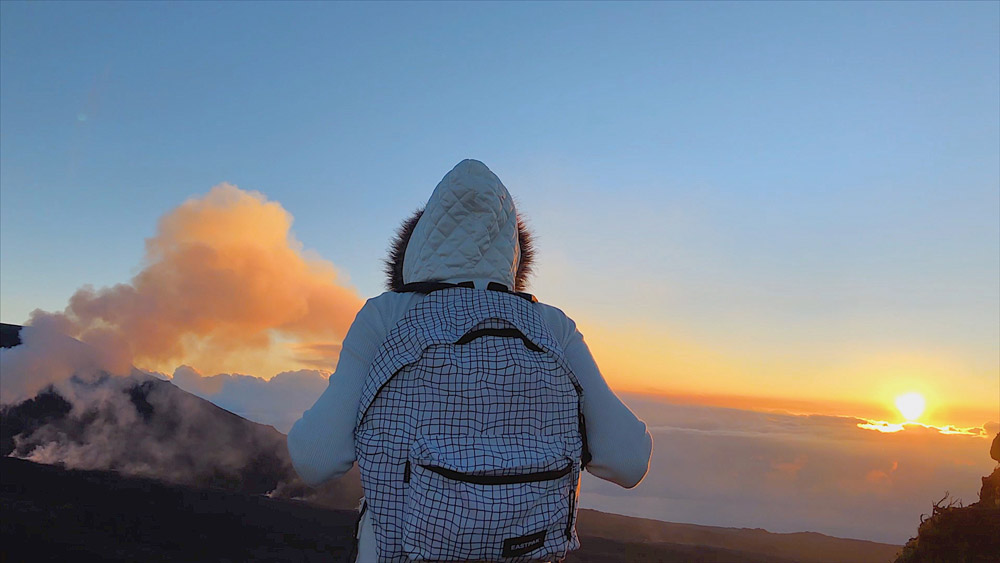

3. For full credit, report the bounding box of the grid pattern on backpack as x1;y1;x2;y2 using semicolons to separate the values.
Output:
356;288;584;562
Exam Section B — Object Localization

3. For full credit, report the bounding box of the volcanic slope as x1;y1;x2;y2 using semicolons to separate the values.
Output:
0;322;362;507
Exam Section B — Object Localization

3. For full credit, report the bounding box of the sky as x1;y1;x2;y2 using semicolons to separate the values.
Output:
1;0;998;541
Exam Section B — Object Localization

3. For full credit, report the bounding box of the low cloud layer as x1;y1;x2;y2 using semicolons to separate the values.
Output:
147;374;995;545
581;394;998;544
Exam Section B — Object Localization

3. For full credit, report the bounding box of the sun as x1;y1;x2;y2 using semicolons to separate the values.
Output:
895;392;926;421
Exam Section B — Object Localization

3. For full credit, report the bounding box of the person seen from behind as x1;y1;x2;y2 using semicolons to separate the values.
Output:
288;159;653;562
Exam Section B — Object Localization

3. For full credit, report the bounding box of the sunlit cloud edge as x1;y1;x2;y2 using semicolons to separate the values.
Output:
856;419;989;436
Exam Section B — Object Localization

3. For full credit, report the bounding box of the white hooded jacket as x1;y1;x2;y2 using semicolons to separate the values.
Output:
287;160;653;562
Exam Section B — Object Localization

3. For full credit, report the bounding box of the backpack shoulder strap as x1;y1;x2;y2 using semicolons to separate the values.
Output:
396;280;474;294
396;280;537;303
486;282;538;303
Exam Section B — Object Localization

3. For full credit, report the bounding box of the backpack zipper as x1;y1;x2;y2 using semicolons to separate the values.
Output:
417;462;572;485
565;486;576;540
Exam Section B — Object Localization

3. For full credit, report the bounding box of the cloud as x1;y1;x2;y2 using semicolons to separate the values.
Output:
288;341;343;371
0;323;128;405
168;365;328;433
581;394;997;544
25;183;362;380
856;419;988;436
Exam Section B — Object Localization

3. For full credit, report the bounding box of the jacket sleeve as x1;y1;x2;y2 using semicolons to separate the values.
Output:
286;297;387;487
541;306;653;488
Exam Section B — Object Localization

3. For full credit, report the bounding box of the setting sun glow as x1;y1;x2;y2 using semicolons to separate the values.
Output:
895;392;926;421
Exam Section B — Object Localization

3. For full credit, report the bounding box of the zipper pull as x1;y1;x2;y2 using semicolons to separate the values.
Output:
403;460;411;483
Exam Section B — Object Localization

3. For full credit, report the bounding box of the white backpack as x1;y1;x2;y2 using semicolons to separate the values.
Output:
355;284;589;562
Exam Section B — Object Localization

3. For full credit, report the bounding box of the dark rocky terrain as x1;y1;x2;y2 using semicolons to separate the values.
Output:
892;465;1000;563
2;457;893;562
1;457;357;562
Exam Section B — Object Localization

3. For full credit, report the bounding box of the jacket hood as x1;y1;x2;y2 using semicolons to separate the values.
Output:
384;159;534;292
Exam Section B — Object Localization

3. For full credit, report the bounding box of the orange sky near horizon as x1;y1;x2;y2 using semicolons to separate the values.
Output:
126;297;998;433
132;308;996;434
574;316;999;430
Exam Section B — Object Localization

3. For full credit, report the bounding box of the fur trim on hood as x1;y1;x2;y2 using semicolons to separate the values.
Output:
384;208;535;292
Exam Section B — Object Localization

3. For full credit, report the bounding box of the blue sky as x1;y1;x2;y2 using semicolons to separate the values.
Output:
2;2;998;419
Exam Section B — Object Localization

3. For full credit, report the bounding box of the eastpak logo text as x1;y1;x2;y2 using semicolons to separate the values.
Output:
502;530;547;557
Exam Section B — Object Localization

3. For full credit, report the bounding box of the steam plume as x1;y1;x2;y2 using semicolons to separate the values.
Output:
0;184;367;506
12;183;361;401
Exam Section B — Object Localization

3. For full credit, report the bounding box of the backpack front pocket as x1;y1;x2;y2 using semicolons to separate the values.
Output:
402;434;578;562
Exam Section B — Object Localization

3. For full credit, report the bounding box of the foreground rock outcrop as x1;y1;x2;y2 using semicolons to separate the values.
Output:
893;459;1000;562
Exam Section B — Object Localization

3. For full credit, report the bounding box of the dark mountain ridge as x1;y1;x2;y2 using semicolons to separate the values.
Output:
1;378;297;494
